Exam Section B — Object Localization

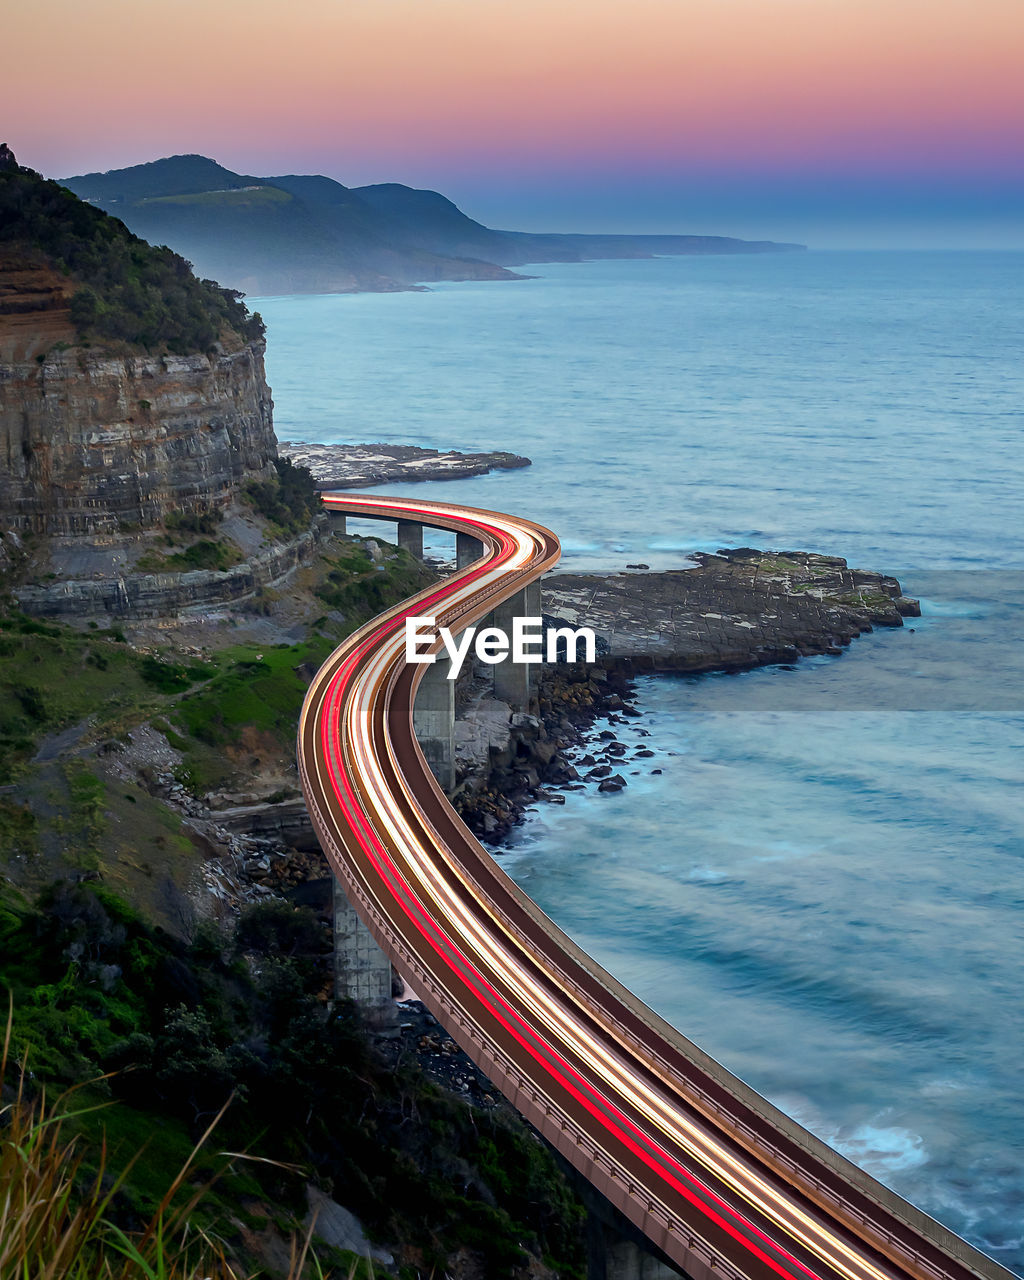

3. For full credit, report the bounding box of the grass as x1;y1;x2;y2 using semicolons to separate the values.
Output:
830;590;894;609
0;874;587;1279
0;1013;336;1279
0;796;39;858
314;544;432;618
181;644;321;736
139;187;293;208
64;760;108;862
0;538;433;878
136;537;244;574
0;615;162;784
162;542;434;794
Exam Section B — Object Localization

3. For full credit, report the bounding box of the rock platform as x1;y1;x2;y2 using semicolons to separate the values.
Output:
543;548;919;674
279;441;530;488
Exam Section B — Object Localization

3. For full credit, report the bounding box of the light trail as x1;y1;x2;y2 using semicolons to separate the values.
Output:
298;493;1014;1280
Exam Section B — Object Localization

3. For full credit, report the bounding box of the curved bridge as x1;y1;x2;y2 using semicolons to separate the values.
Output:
298;493;1012;1280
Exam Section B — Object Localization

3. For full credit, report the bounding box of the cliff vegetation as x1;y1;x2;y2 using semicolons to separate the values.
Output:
0;879;584;1279
0;144;263;354
0;145;279;544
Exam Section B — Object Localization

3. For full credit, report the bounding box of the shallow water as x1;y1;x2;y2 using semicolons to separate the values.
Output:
255;251;1024;1271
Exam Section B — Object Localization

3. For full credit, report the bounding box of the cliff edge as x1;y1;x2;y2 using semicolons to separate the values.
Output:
0;145;304;617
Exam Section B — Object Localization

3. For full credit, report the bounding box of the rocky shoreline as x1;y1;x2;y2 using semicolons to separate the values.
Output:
279;440;531;488
452;665;642;843
449;547;920;842
544;548;919;674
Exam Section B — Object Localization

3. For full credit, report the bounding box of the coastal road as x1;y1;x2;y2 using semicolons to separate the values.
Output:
298;493;1014;1280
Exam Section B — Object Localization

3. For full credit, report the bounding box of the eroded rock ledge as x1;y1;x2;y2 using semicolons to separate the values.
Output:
543;548;920;674
14;521;321;620
279;440;530;488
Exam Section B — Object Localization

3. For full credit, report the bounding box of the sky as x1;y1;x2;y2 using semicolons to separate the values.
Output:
3;0;1023;249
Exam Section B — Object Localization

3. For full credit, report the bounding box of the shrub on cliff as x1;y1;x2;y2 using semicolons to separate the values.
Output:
0;144;264;354
244;457;321;535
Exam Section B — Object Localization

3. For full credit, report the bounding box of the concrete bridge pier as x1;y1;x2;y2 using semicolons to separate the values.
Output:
397;520;424;559
331;512;347;536
332;879;395;1028
490;579;542;713
457;531;484;568
586;1216;687;1280
412;659;455;791
552;1154;687;1280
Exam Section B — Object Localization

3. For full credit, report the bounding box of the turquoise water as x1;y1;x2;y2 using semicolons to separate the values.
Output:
256;252;1024;1271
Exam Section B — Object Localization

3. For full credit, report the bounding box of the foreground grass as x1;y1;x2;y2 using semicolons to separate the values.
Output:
0;1018;326;1280
0;883;586;1279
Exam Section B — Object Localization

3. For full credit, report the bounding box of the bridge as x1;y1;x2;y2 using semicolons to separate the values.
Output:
298;492;1013;1280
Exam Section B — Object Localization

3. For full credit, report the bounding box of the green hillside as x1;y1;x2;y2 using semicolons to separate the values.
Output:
65;153;254;204
140;185;293;208
0;144;263;353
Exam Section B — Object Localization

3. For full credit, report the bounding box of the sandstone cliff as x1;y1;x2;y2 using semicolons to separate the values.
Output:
0;321;276;537
0;150;301;617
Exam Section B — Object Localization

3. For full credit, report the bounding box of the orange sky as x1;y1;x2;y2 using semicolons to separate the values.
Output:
4;0;1022;244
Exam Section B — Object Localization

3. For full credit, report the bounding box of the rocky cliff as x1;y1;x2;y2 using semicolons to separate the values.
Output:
0;254;287;615
0;326;276;537
0;150;301;618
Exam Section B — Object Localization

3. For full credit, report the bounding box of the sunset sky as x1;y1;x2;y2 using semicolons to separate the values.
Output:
4;0;1022;247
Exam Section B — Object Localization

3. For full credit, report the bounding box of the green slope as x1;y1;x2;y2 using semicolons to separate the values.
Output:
0;144;263;353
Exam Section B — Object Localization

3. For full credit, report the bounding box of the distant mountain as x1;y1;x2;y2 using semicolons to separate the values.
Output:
352;183;804;265
62;155;804;296
350;182;528;263
62;154;254;204
63;156;521;296
263;172;522;286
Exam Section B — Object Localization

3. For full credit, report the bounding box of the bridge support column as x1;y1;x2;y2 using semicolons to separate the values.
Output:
332;878;395;1027
586;1216;686;1280
457;531;484;569
331;512;347;536
490;579;542;713
397;520;424;560
554;1155;687;1280
412;660;455;792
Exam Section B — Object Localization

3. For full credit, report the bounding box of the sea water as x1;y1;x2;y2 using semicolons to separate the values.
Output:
255;251;1024;1271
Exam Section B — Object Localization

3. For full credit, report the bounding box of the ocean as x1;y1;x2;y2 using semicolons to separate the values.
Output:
255;250;1024;1271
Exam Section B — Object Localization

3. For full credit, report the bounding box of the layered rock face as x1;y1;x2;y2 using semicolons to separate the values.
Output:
0;336;277;536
